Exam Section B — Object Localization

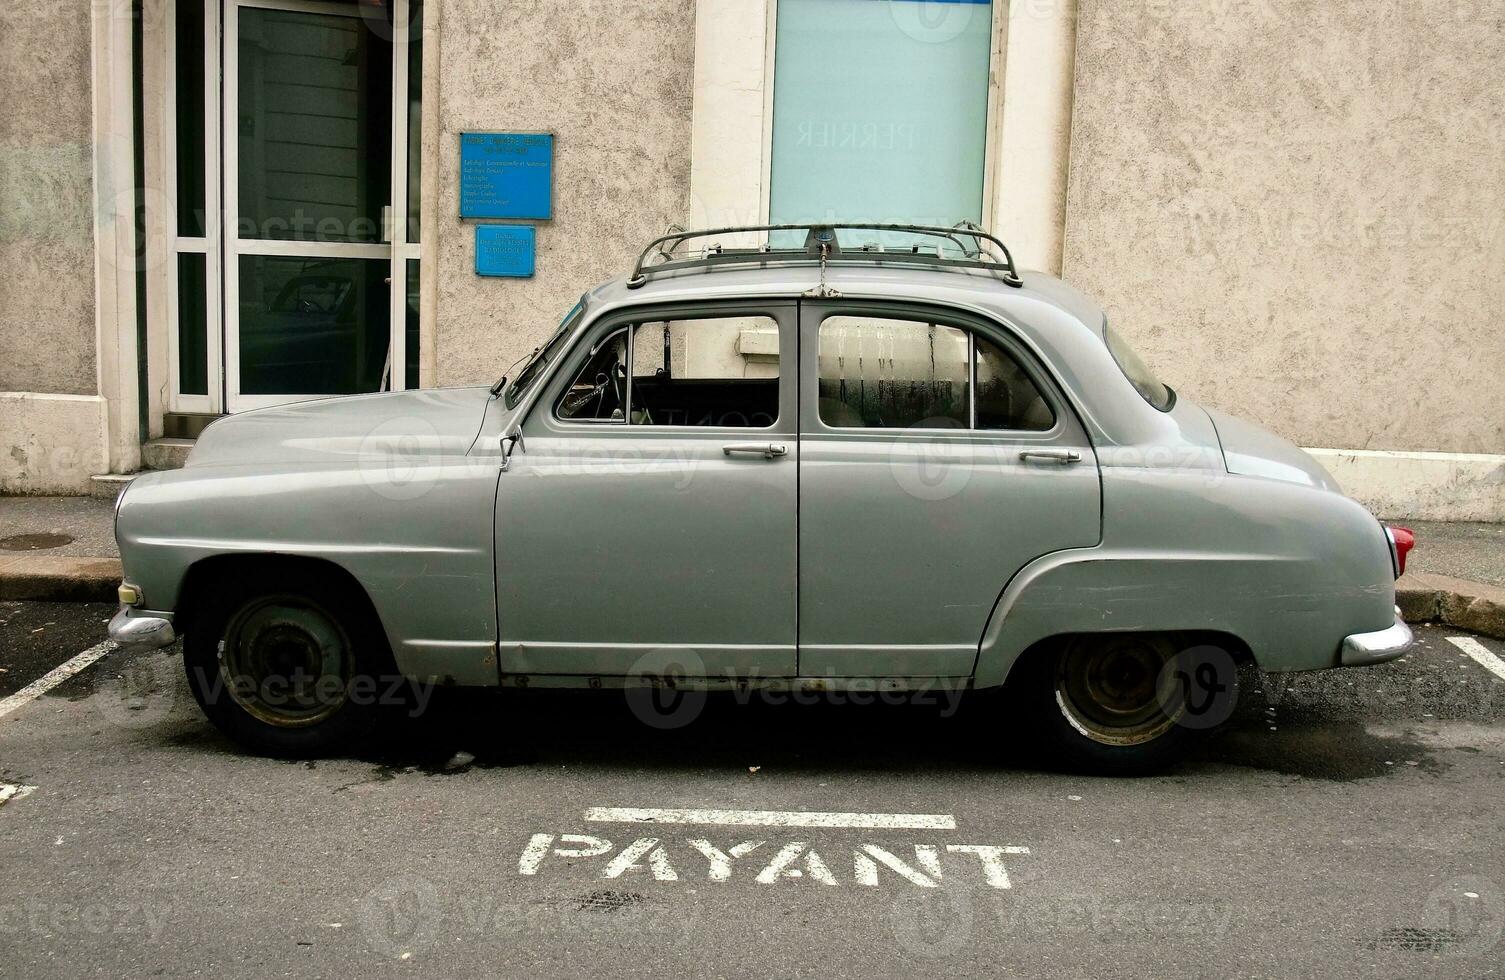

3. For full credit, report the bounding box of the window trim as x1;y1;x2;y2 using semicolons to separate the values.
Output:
551;325;630;425
537;302;794;435
758;0;1006;230
812;308;1061;437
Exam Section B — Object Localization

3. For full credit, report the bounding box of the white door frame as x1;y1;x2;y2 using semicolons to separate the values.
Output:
216;0;414;412
165;0;224;414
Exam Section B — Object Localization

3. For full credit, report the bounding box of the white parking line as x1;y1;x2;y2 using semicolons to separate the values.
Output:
584;807;958;830
0;640;116;721
1448;636;1505;682
0;782;37;806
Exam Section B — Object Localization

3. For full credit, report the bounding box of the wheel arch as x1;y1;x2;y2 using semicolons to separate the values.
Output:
176;552;393;667
972;546;1325;689
1000;628;1256;692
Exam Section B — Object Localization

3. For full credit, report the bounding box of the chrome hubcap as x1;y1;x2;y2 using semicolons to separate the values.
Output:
1054;636;1181;746
219;597;352;727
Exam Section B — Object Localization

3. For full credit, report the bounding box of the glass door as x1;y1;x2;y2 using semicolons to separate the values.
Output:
221;0;412;411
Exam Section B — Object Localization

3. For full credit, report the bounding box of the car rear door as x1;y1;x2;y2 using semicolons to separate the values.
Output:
797;300;1102;678
494;301;799;679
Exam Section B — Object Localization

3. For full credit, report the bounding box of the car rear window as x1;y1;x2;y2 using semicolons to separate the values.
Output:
1104;321;1174;412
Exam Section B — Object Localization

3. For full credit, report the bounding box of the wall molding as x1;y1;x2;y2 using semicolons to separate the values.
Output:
1308;448;1505;522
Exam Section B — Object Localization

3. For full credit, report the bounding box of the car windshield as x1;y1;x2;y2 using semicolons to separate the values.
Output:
504;298;586;409
1104;320;1174;412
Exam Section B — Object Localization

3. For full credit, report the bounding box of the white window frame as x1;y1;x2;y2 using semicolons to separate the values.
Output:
688;0;1079;274
687;0;1007;243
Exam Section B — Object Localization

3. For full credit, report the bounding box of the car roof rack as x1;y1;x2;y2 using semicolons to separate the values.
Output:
624;222;1024;290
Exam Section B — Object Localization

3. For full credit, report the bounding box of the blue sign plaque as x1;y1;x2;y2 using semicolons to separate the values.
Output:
459;132;553;220
475;225;536;278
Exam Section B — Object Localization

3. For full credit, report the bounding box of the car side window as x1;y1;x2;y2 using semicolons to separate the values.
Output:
975;334;1054;431
556;329;628;422
817;316;969;428
817;314;1053;432
555;315;780;428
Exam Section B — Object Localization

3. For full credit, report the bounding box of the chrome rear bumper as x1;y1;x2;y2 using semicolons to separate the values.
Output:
108;605;177;652
1340;609;1412;667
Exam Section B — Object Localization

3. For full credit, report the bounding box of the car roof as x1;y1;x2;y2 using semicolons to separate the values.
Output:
591;262;1103;336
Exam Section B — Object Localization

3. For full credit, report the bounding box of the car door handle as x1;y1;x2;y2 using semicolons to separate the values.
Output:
1018;449;1082;464
723;443;789;459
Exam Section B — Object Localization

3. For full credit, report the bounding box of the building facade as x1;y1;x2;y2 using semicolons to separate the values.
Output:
3;0;1502;518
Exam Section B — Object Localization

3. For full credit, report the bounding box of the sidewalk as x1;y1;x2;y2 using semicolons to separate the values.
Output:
0;496;120;602
2;494;1503;638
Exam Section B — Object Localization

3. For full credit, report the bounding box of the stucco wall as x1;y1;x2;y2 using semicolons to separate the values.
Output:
1063;0;1505;454
433;0;696;385
0;0;97;396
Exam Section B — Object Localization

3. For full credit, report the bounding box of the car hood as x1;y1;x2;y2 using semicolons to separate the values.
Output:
1202;406;1342;492
186;388;493;468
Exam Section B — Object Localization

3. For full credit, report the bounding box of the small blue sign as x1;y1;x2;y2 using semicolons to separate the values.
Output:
460;132;553;220
475;225;535;278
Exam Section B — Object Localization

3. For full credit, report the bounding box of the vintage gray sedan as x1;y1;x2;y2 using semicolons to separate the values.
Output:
110;224;1414;773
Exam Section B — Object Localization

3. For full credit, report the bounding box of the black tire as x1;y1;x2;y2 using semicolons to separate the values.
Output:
182;566;394;758
1016;634;1228;776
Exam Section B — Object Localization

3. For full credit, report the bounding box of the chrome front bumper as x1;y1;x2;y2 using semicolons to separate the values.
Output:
1340;608;1413;667
108;605;177;652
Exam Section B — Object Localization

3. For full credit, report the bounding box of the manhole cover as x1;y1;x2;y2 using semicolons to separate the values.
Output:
0;532;74;551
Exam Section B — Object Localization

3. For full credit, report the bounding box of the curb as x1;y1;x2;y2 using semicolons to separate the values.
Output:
1397;571;1505;641
0;555;121;603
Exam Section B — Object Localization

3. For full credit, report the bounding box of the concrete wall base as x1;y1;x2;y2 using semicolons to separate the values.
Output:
0;392;109;495
1309;448;1505;523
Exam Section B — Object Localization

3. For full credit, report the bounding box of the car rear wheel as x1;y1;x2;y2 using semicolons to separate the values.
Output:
183;568;392;757
1022;634;1215;775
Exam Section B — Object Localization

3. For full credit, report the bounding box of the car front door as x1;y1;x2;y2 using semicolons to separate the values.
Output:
494;301;798;679
797;301;1102;678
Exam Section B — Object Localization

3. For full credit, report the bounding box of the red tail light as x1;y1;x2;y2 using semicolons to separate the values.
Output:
1386;525;1415;579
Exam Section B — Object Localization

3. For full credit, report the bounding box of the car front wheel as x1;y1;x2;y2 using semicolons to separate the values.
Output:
183;568;391;757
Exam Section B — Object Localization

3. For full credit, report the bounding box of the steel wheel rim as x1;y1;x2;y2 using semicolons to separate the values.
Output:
219;595;353;728
1054;636;1182;747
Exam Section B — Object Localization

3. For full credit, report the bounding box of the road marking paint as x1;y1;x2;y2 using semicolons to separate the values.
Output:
584;807;958;830
0;782;38;807
0;640;115;721
517;832;1030;890
687;839;764;881
1448;636;1505;682
602;838;679;881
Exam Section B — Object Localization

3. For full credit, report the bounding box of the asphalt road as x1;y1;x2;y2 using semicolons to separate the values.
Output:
2;600;1505;979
